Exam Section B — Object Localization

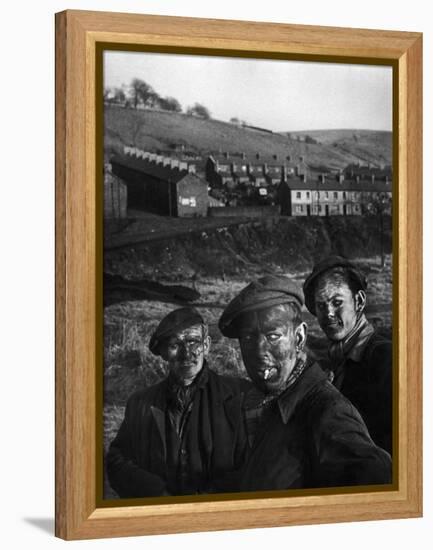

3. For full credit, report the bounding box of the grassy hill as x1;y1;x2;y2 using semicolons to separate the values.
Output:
104;106;392;171
291;129;392;168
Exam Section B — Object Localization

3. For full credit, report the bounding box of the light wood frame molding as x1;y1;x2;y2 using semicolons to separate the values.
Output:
55;9;422;540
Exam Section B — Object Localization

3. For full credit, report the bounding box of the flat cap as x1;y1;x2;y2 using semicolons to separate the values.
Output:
303;255;367;315
219;275;304;338
149;307;205;356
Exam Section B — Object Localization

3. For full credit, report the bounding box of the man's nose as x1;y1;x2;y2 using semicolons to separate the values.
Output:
254;334;270;355
325;303;336;318
178;342;193;359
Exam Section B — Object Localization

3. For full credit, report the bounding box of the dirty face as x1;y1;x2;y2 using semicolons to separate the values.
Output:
313;272;366;342
237;305;306;395
161;324;210;386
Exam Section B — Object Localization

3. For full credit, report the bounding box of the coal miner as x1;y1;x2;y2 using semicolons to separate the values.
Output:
106;307;248;498
218;275;391;492
303;256;392;455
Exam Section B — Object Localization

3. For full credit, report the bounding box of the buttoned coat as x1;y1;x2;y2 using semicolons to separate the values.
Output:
106;366;248;497
239;363;392;492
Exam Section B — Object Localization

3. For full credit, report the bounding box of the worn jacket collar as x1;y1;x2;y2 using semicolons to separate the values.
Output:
277;362;328;425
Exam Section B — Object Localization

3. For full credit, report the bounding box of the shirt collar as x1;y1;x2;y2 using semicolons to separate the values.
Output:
346;323;375;362
276;362;328;425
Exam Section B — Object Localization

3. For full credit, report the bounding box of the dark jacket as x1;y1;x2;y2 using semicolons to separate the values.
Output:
106;366;248;497
239;363;392;492
331;332;393;455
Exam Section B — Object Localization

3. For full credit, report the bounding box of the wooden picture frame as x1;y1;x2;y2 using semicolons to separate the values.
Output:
55;9;422;540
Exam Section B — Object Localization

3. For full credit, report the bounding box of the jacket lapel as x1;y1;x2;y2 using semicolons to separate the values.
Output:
150;405;166;459
149;383;168;460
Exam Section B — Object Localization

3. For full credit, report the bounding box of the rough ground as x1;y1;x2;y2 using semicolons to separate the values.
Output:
102;215;393;498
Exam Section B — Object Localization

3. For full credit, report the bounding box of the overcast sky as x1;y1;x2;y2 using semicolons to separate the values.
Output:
104;50;392;133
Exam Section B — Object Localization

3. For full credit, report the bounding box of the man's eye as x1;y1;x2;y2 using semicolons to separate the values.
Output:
332;300;343;307
266;333;280;343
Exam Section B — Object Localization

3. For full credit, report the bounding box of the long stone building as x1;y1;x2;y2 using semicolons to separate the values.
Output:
110;148;209;217
278;172;392;217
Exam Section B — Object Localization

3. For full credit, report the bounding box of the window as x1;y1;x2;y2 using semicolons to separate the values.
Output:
343;191;347;199
306;192;310;198
296;205;303;213
334;191;338;199
325;191;329;199
296;191;301;198
316;191;320;199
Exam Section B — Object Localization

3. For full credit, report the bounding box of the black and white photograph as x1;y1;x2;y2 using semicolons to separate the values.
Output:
102;50;393;500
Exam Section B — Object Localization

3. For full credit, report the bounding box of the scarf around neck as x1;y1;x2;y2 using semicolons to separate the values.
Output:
328;313;374;365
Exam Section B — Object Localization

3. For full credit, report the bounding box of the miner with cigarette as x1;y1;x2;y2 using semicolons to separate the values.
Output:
218;275;391;491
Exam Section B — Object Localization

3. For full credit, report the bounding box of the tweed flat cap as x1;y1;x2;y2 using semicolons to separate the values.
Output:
149;307;205;356
219;275;304;338
303;255;367;315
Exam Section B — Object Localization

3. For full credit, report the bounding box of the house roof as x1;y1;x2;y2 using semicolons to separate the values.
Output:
343;163;392;179
209;153;299;169
284;175;392;192
111;154;193;184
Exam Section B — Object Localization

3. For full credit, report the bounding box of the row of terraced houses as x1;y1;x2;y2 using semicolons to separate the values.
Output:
105;146;392;219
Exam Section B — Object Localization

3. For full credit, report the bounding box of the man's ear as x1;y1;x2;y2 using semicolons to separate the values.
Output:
355;290;367;313
295;322;307;351
203;334;211;358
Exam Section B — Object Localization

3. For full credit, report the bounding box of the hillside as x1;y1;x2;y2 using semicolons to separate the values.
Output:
104;106;392;171
291;129;392;167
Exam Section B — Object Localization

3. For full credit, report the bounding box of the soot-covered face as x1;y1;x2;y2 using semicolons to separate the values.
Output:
313;272;366;342
237;304;306;394
161;324;210;386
